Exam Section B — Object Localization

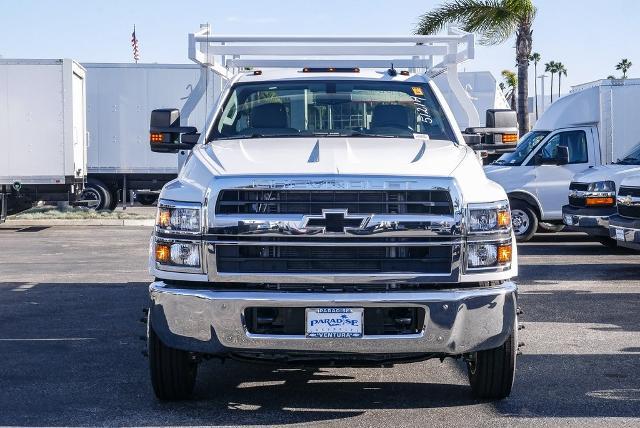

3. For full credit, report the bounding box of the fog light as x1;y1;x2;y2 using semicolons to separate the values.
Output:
467;244;497;268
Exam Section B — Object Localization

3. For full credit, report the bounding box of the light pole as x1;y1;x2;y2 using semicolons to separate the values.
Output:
538;74;548;116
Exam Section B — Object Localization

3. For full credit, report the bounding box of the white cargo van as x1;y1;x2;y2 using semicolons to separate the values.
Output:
0;59;87;220
485;79;640;241
82;63;219;209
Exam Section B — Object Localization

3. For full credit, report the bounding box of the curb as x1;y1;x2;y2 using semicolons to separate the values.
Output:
5;219;155;227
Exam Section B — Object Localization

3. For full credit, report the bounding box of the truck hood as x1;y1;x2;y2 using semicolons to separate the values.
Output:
572;164;640;188
198;137;466;176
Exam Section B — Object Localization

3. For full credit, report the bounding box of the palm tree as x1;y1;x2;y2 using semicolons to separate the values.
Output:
556;62;567;99
529;52;541;119
415;0;536;135
616;59;632;79
545;61;557;103
501;70;518;110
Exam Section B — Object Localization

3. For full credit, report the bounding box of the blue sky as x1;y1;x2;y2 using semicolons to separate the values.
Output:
1;0;638;95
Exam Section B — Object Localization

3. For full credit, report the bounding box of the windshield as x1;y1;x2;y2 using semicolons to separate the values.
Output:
492;131;550;166
615;145;640;165
210;80;456;141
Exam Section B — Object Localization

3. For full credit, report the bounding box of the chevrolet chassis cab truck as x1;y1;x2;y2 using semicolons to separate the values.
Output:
145;27;519;401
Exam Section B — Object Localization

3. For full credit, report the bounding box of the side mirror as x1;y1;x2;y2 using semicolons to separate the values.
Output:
556;145;570;165
149;108;200;153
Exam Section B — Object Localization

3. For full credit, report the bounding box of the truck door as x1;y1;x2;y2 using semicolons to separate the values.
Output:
527;127;595;219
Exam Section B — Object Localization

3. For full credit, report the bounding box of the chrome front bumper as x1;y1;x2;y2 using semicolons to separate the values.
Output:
562;205;615;236
149;280;517;356
609;215;640;250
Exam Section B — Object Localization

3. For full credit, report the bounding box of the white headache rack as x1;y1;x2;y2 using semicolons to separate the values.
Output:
185;24;480;129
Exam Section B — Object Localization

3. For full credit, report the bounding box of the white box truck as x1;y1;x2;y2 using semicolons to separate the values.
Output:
485;79;640;241
82;63;219;209
0;59;87;221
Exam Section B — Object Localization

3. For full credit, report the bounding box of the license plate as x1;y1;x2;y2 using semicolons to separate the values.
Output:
306;308;363;338
615;228;626;242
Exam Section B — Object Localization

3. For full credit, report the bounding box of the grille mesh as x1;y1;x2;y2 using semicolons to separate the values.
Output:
216;190;453;215
216;244;452;274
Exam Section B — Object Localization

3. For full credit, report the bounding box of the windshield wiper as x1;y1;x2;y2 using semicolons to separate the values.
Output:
344;130;395;138
615;157;640;165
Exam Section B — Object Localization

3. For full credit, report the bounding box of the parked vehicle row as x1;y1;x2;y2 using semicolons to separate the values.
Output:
0;59;218;218
486;78;640;244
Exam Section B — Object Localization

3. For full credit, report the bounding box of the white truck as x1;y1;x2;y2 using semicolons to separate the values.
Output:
143;26;520;401
609;174;640;250
485;79;640;241
0;59;87;222
82;63;219;209
562;144;640;246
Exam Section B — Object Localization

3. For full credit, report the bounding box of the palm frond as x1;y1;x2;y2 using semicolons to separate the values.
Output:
415;0;521;45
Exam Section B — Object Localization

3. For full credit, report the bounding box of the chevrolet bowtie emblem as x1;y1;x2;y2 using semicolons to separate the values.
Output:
303;210;368;233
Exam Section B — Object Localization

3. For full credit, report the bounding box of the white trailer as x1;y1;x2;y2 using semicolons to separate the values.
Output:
0;59;87;220
433;71;510;130
82;63;220;209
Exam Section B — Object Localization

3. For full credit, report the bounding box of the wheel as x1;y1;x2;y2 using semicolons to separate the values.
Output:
81;179;112;211
137;194;158;206
467;318;517;399
596;236;618;248
510;200;538;242
148;321;198;401
537;222;565;233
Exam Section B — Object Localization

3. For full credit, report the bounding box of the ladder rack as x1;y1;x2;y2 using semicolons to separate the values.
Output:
183;24;480;128
188;24;474;78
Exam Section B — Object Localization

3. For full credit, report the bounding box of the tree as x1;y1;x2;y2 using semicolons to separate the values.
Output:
501;70;518;110
545;61;557;103
616;59;632;79
529;52;541;119
607;75;616;80
415;0;536;135
556;62;567;98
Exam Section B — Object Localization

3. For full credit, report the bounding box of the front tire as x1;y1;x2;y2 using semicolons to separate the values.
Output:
148;321;198;401
136;194;158;206
510;200;538;242
467;321;517;399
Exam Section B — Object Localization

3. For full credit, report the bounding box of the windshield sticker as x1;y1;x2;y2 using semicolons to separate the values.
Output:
411;96;433;124
411;86;424;96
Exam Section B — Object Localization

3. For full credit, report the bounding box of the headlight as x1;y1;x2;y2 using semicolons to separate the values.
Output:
467;201;511;232
467;243;512;269
155;241;202;270
156;200;201;233
588;181;615;192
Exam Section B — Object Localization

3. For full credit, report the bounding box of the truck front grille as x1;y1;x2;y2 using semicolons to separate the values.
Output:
617;187;640;218
216;190;453;215
216;244;452;274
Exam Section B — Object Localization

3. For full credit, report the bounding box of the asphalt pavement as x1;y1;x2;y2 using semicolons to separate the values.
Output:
0;226;638;427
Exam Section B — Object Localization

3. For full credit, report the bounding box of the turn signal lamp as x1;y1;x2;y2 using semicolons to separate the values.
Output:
150;132;163;143
497;245;512;264
502;133;518;143
497;209;511;228
157;208;171;228
155;243;171;263
585;197;615;206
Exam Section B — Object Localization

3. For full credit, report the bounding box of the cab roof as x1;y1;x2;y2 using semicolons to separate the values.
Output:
234;68;430;84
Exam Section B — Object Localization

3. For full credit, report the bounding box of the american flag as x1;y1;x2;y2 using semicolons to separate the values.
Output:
131;25;140;63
